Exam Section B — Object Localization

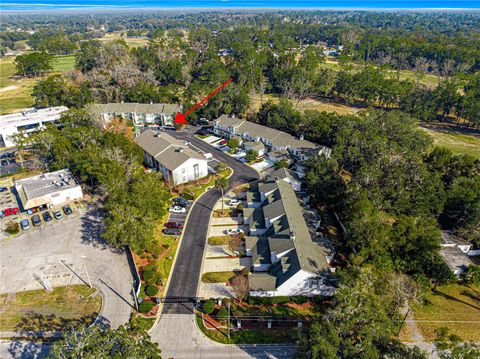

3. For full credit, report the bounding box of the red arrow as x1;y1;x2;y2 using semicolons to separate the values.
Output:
175;78;233;125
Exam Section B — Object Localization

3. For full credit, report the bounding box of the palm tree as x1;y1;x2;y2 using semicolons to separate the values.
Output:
215;177;229;215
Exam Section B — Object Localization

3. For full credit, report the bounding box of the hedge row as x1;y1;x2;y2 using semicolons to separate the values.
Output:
247;295;309;305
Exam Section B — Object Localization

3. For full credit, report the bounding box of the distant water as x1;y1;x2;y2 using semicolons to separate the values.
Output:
2;0;480;12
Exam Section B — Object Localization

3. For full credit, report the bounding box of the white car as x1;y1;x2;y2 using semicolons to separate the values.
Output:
229;199;242;206
184;141;191;146
169;206;186;214
227;228;244;236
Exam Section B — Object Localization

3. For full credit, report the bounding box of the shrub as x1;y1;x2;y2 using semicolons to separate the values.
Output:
202;299;215;314
5;221;19;235
143;264;156;272
217;307;228;319
138;300;154;314
145;284;159;297
290;295;308;304
236;203;244;212
248;296;272;305
271;296;288;304
181;192;194;200
149;246;162;258
155;276;163;286
142;270;155;282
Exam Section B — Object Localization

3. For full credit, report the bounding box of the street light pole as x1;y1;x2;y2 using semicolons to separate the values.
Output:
81;255;92;288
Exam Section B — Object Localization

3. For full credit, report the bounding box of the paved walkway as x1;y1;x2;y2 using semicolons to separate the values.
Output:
198;282;234;298
202;257;252;272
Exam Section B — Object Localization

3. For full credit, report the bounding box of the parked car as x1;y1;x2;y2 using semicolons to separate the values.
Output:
165;221;184;229
20;219;30;230
162;228;182;236
42;211;53;222
196;129;209;136
31;214;41;226
3;207;19;216
63;205;73;215
0;187;8;192
218;139;227;146
184;140;191;146
173;197;189;207
169;205;186;214
227;228;244;236
229;199;242;206
203;152;213;160
54;210;62;220
0;210;4;218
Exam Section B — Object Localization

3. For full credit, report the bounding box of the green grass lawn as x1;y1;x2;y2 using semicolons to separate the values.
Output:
52;55;76;72
201;271;236;283
319;59;440;88
208;236;232;245
0;285;101;332
422;127;480;159
152;218;180;294
410;283;480;342
0;55;76;114
196;315;295;344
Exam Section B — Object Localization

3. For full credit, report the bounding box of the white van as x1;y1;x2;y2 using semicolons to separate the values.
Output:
203;152;213;160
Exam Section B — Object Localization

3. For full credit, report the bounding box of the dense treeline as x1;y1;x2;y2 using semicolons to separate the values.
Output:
28;17;480;129
17;110;171;253
305;109;479;280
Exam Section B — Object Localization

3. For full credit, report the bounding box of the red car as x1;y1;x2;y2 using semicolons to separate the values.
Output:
3;207;19;216
219;139;227;146
165;222;184;229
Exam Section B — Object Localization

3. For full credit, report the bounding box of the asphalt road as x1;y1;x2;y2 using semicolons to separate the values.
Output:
162;127;259;313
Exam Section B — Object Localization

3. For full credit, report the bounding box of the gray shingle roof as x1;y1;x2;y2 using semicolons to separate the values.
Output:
245;179;330;291
91;102;180;115
135;130;205;171
249;272;277;291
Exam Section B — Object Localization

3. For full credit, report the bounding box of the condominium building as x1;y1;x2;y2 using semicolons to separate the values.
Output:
135;130;208;186
90;103;181;127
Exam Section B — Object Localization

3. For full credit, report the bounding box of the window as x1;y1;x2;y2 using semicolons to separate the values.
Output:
182;168;186;173
193;164;200;179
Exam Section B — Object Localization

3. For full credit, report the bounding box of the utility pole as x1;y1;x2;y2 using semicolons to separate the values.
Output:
227;301;231;344
81;255;92;288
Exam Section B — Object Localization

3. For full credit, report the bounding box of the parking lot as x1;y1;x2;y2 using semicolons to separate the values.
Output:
0;177;81;240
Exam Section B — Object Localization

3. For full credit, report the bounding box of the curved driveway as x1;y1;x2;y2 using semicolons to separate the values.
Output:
162;128;259;309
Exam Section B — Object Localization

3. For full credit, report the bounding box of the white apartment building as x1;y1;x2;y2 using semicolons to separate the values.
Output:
90;103;181;127
213;115;331;161
135;130;208;186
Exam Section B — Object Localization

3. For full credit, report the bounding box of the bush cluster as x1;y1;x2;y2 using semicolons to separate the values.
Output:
139;300;154;314
145;284;159;297
247;295;309;305
202;299;216;314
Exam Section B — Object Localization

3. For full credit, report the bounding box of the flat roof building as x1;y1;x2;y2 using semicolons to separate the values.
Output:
15;169;83;210
0;107;68;148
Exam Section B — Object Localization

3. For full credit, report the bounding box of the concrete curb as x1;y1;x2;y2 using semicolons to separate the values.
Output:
149;174;221;334
196;182;248;300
